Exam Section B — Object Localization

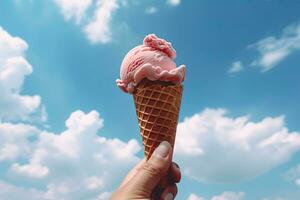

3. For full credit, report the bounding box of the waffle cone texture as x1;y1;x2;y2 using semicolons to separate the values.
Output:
133;79;183;160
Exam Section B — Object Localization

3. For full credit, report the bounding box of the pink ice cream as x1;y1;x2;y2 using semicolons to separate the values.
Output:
116;34;186;93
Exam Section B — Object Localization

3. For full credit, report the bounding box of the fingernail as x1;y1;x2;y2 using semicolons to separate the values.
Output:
164;193;174;200
153;141;170;158
173;162;180;169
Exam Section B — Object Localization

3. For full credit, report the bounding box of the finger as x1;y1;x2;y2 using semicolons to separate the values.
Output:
157;162;181;188
151;186;164;200
169;162;181;183
128;141;172;192
119;158;146;188
160;184;178;200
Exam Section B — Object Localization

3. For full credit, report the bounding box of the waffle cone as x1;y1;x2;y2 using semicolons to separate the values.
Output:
133;79;183;160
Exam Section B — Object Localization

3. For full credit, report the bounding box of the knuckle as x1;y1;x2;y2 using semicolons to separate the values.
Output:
142;162;164;177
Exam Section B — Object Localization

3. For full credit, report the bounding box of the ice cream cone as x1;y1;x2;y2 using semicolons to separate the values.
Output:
117;34;185;189
133;79;183;160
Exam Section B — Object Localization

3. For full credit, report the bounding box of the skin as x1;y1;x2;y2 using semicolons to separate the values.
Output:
111;141;181;200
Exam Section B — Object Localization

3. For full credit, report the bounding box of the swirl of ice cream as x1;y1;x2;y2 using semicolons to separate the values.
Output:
116;34;186;93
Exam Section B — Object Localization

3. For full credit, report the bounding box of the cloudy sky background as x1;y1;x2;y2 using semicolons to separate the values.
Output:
1;0;300;199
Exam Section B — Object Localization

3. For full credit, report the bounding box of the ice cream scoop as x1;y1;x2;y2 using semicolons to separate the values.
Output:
116;34;185;93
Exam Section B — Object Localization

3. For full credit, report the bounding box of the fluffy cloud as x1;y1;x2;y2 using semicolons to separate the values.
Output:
0;123;39;161
96;192;112;200
228;61;243;74
0;25;140;199
187;192;244;200
84;0;119;44
296;178;300;186
174;108;300;183
0;181;44;200
54;0;183;44
187;193;205;200
284;164;300;187
212;192;245;200
1;110;140;200
0;26;42;121
250;22;300;72
54;0;93;24
145;6;158;14
11;162;49;178
167;0;181;6
54;0;121;44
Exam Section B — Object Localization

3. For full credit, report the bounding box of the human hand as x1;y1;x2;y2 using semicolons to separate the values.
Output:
110;141;181;200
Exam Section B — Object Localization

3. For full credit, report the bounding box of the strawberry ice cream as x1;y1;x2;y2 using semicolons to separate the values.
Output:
116;34;186;93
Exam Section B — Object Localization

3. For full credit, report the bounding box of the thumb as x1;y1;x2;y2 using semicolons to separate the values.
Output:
130;141;172;191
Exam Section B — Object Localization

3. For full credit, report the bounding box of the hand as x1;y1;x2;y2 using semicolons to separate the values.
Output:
110;141;181;200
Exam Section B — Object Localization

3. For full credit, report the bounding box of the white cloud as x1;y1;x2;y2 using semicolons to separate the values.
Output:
84;0;119;44
2;110;140;199
228;61;243;74
11;163;49;178
296;178;300;186
0;123;39;162
85;176;104;190
187;193;205;200
174;108;300;183
54;0;121;44
54;0;93;24
187;192;244;200
250;22;300;72
54;0;183;44
0;26;44;121
145;6;158;14
212;191;245;200
284;164;300;187
167;0;181;6
0;181;44;200
96;192;112;200
0;27;139;197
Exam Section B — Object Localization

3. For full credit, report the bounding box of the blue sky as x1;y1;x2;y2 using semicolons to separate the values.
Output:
1;0;300;199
